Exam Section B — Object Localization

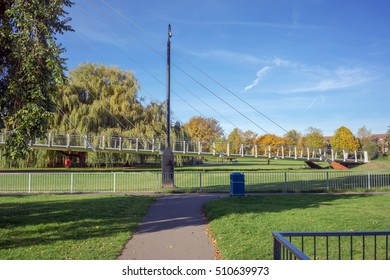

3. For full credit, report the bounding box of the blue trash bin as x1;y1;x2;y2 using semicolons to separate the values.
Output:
230;172;245;196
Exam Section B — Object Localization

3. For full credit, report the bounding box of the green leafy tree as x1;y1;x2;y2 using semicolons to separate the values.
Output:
214;135;227;155
305;127;324;148
227;128;244;154
384;126;390;158
52;63;183;166
330;126;360;151
242;130;257;145
356;126;380;157
132;101;166;139
297;136;306;148
0;0;73;159
362;141;380;159
242;130;257;154
284;129;302;146
53;63;143;134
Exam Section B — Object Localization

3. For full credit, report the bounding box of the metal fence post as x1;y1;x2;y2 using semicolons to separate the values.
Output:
283;172;287;192
274;238;282;260
113;173;116;193
156;173;159;193
368;172;371;190
28;173;31;193
326;171;329;191
70;173;74;193
200;172;203;192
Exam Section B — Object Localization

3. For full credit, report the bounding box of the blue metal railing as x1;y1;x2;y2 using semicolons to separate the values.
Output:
273;231;390;260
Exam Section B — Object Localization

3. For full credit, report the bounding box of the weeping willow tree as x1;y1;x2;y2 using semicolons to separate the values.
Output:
1;63;185;167
48;63;184;167
52;63;143;134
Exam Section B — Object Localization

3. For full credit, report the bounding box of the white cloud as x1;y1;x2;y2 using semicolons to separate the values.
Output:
272;57;291;66
281;67;375;93
243;56;376;94
243;57;291;92
244;66;271;91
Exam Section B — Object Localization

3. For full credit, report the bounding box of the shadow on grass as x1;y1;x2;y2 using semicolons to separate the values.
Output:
203;193;390;260
204;194;369;222
0;195;154;250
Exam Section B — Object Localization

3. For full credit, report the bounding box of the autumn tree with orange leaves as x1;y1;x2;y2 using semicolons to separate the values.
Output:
184;116;224;143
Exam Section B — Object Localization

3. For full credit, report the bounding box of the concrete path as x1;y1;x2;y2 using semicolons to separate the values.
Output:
118;194;225;260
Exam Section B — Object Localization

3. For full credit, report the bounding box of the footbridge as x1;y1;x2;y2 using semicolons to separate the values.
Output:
0;132;369;164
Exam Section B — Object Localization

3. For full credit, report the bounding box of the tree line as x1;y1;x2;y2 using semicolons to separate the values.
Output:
1;62;387;167
184;116;388;158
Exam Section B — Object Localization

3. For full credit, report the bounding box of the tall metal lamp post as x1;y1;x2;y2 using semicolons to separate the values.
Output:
162;24;174;188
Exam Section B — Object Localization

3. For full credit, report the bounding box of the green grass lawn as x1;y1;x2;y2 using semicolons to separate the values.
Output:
353;158;390;171
0;157;328;173
1;157;388;173
0;194;155;259
204;194;390;260
177;157;318;171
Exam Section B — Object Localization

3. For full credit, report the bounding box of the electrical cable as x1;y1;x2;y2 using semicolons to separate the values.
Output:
75;4;227;126
98;0;288;133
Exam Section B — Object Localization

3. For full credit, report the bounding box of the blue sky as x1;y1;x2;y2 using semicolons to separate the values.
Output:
60;0;390;137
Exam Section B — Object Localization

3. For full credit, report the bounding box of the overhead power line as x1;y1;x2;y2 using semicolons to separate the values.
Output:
173;55;289;133
75;3;230;125
99;0;288;134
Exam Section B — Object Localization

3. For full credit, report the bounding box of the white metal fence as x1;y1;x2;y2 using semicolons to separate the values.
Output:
0;171;389;193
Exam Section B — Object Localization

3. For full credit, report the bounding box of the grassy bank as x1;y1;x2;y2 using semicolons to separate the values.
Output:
353;158;390;171
2;157;389;173
0;157;329;173
204;194;390;259
0;194;155;259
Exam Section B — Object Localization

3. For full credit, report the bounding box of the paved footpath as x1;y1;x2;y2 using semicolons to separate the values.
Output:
118;194;226;260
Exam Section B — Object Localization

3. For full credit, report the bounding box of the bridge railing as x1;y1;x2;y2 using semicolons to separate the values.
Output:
0;131;369;162
273;231;390;260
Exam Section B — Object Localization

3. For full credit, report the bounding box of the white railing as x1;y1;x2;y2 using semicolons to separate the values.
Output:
0;131;369;162
0;171;388;193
